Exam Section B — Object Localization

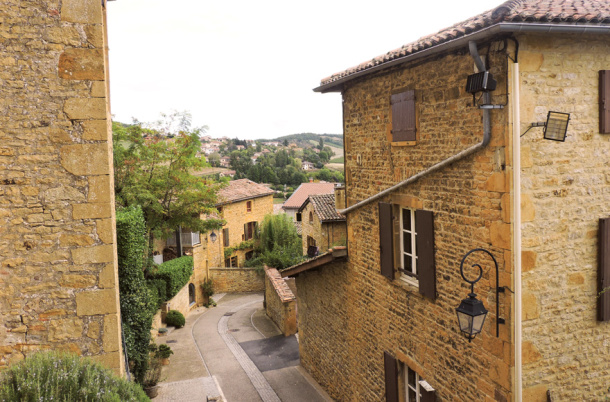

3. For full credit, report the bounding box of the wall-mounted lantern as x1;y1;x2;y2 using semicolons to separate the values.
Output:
521;111;571;142
455;248;506;342
210;231;217;243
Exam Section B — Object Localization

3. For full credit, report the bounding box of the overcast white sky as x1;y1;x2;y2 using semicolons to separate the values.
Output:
107;0;506;140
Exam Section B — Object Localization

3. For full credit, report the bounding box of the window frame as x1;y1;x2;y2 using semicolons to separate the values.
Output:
399;208;419;287
405;366;423;402
246;200;252;212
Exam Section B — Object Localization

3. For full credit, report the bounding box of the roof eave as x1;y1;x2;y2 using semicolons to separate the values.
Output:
314;22;610;94
215;191;274;207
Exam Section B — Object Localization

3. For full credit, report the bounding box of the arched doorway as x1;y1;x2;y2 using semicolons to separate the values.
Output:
189;283;196;306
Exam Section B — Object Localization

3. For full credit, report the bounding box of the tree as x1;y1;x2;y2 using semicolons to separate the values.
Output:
283;139;289;147
245;214;304;270
113;114;223;249
318;137;324;150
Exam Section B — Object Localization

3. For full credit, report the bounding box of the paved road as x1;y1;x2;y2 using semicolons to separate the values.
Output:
156;292;331;402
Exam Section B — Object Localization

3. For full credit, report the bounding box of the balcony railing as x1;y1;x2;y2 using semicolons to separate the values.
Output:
166;231;201;247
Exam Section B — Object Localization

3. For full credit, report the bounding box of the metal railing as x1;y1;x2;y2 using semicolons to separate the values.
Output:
166;231;201;247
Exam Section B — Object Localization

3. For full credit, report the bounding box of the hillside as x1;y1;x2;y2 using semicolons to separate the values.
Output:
261;133;343;148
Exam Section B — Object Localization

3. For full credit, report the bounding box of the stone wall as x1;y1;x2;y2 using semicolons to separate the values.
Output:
517;34;610;400
210;267;264;293
264;267;296;336
300;41;513;400
0;0;123;375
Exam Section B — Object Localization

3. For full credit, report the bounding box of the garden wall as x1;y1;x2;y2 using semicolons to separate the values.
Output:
264;267;297;336
209;267;264;293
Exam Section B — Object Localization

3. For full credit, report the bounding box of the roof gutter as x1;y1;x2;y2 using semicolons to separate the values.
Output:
315;22;610;93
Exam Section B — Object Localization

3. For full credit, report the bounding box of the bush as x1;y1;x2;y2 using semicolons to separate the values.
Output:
156;344;173;359
116;206;154;384
0;351;148;401
165;310;185;328
149;256;193;299
146;278;167;310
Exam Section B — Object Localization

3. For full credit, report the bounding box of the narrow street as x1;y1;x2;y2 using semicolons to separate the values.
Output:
156;292;331;402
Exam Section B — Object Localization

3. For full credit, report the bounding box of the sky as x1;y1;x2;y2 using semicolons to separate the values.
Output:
107;0;506;140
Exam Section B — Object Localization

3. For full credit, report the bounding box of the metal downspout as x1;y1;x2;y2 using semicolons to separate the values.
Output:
339;41;492;215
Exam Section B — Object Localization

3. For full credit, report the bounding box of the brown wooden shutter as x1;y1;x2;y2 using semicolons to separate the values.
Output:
599;217;610;321
416;209;436;300
391;90;416;142
600;71;610;134
421;387;437;402
244;223;248;239
379;203;394;280
384;352;399;402
223;228;229;247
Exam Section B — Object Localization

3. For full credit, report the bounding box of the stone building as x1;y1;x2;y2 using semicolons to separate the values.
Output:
286;1;610;401
0;0;123;374
282;181;336;220
205;179;273;268
298;193;346;256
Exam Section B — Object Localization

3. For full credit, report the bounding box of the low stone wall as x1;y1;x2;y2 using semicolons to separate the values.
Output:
265;267;297;336
210;267;264;293
151;275;196;336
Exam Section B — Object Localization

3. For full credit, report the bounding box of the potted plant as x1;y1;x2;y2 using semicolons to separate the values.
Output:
156;344;173;366
142;356;162;398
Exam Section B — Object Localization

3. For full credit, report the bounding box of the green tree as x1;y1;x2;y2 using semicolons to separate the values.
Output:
113;115;223;248
318;137;324;150
245;214;304;270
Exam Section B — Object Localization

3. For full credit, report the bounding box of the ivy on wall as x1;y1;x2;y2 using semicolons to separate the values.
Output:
223;240;255;259
148;256;193;299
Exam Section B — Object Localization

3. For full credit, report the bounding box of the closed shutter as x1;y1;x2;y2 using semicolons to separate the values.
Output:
600;71;610;134
244;223;248;240
379;203;394;280
391;90;416;142
223;228;230;247
384;352;399;402
416;210;436;300
599;217;610;321
421;388;437;402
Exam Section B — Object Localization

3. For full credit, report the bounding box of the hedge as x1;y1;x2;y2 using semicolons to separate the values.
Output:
116;206;154;384
149;256;193;299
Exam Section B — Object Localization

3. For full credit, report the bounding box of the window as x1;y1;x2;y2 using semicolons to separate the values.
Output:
406;366;425;402
296;212;302;222
224;256;238;267
223;228;230;247
384;353;436;402
245;250;254;261
309;211;314;223
246;201;252;212
244;221;257;241
391;89;416;143
379;202;436;300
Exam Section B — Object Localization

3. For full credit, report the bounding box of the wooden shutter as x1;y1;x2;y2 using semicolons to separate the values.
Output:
379;203;394;280
223;228;229;247
391;90;416;142
416;210;436;300
383;352;398;402
600;71;610;134
599;217;610;321
244;223;248;239
421;388;437;402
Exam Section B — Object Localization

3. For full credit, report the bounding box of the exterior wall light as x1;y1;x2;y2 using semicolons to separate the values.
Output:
455;248;506;342
209;231;217;243
521;111;571;141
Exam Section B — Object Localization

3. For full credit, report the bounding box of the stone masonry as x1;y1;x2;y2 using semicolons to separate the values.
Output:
264;267;296;336
0;0;123;374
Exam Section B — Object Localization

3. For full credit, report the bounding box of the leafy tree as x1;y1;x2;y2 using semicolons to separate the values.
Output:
113;115;223;249
283;139;289;147
207;152;221;167
245;214;304;270
318;137;324;150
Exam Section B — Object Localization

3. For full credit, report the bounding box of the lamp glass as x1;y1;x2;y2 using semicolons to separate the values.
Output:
210;232;217;243
544;111;570;142
455;294;488;339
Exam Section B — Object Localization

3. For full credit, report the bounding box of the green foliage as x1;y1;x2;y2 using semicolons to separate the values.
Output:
244;214;304;270
116;206;154;384
156;344;173;359
201;278;214;298
223;240;255;259
148;256;193;299
113;113;223;247
146;278;167;310
0;351;148;401
165;310;186;328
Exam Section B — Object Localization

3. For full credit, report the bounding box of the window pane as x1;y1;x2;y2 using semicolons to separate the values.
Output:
408;367;416;386
408;388;417;402
402;209;411;231
404;255;412;271
403;232;412;254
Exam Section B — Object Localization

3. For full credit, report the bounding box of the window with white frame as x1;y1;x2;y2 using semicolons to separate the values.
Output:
406;366;422;402
400;208;418;285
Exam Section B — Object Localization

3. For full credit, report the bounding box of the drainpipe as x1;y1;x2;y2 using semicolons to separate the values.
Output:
510;61;523;402
339;41;492;215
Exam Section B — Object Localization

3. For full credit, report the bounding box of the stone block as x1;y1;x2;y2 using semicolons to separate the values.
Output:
522;341;542;364
73;203;111;219
85;24;104;48
44;186;85;202
87;175;111;203
58;49;104;80
59;274;97;289
82;120;109;141
63;98;107;120
500;193;510;223
91;81;106;97
48;318;83;341
59;234;95;247
522;250;537;272
568;273;584;285
523;384;548;402
485;172;507;192
87;320;101;339
490;221;511;249
76;289;118;316
519;51;544;72
91;352;122;374
521;193;535;222
522;292;540;321
98;263;116;289
72;244;114;265
103;314;120;352
61;0;102;24
60;143;109;176
96;219;114;244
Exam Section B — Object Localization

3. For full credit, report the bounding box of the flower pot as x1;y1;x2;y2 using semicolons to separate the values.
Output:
161;357;170;366
144;385;159;398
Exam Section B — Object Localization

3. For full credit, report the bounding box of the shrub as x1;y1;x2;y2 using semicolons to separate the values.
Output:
149;256;193;299
156;344;173;359
201;278;214;298
165;310;185;328
146;278;167;310
0;351;148;401
116;206;155;384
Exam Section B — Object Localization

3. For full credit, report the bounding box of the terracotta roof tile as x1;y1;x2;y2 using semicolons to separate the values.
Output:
216;179;273;205
299;194;345;222
319;0;610;88
282;182;336;210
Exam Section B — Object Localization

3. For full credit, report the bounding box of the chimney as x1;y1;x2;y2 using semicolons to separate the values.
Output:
335;184;346;210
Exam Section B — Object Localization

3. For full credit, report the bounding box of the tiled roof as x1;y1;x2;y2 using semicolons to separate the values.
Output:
282;182;336;209
319;0;610;88
216;179;274;205
299;194;345;222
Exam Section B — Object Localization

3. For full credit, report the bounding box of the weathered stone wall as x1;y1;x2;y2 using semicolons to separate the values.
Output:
264;267;296;336
517;34;610;400
300;203;347;255
0;0;123;374
205;194;273;268
301;42;513;400
210;267;264;293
